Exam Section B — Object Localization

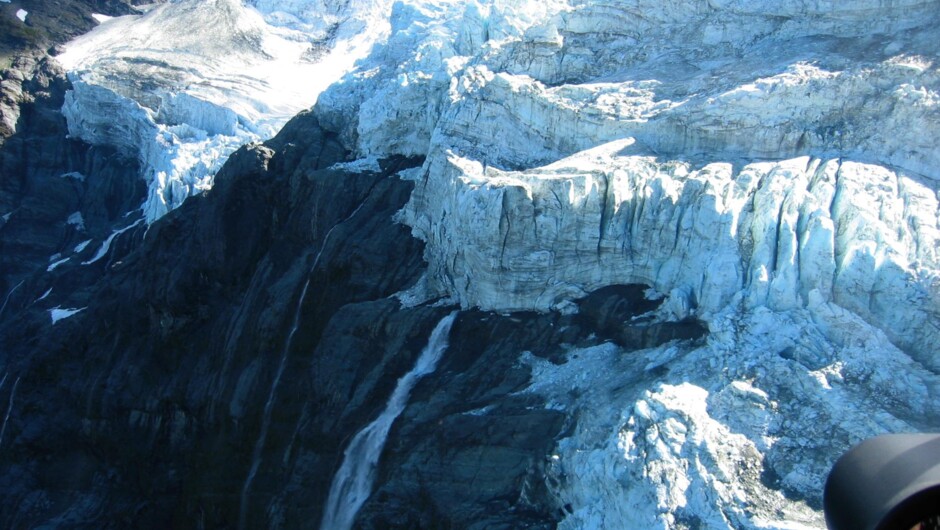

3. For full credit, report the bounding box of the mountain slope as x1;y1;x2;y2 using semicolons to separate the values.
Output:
0;0;937;528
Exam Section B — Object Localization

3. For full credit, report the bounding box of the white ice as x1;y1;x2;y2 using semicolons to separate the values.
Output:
59;0;394;222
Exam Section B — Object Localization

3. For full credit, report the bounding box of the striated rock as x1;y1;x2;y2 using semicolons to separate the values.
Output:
0;53;143;313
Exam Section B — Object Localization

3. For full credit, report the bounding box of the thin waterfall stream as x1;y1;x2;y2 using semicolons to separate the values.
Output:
237;278;311;530
0;280;24;319
237;197;371;530
319;311;458;530
0;376;21;451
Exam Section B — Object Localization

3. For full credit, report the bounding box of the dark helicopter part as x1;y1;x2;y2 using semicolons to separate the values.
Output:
824;434;940;530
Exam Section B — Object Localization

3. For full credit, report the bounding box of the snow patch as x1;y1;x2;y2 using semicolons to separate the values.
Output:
82;218;143;265
74;239;92;253
47;257;70;272
60;171;86;181
15;9;26;22
50;307;85;324
66;211;85;230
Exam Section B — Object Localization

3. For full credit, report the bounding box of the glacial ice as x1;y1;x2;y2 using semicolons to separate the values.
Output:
59;0;394;222
314;0;940;526
402;148;940;371
524;298;937;529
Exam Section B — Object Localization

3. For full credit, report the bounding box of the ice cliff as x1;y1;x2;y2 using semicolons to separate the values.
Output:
46;0;940;528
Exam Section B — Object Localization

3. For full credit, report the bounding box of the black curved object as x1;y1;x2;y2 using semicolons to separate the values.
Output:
824;434;940;530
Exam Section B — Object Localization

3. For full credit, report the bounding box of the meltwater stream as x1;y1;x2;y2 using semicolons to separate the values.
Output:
238;195;377;530
319;311;458;530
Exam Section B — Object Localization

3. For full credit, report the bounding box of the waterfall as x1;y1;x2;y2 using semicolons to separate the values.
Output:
238;196;372;530
319;311;458;530
0;376;21;451
238;278;310;530
0;280;24;319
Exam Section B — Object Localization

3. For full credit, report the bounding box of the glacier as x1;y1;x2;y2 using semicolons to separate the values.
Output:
58;0;394;222
311;0;940;527
48;0;940;528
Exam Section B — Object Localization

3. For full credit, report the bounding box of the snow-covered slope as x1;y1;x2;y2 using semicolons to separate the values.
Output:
58;0;393;221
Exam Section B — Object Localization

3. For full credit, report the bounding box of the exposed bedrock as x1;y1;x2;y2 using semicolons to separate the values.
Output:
0;54;144;318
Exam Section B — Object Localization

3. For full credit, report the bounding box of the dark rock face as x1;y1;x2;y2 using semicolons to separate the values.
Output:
0;109;436;527
0;52;143;323
0;95;709;528
576;285;708;349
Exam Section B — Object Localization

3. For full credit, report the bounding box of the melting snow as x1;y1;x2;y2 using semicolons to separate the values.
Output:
66;211;85;230
60;171;86;181
74;239;92;253
50;307;85;324
47;257;70;272
82;218;143;265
